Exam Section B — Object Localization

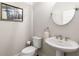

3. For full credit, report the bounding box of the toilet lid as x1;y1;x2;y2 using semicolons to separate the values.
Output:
22;46;37;54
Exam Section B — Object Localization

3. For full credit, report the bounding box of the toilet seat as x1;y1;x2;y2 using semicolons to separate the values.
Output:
21;46;37;56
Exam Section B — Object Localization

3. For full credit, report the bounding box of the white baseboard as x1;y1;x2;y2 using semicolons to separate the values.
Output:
13;52;21;56
38;52;47;56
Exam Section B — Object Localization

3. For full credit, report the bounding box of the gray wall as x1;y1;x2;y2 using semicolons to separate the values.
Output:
33;2;79;56
0;2;33;56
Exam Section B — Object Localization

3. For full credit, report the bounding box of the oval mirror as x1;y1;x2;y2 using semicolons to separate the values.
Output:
51;3;76;25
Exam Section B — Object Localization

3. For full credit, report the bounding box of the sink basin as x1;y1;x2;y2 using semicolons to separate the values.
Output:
45;37;79;56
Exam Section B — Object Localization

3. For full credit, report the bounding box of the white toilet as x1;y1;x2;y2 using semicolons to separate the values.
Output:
20;36;42;56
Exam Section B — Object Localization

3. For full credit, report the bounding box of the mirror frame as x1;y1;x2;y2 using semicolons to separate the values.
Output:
51;3;76;25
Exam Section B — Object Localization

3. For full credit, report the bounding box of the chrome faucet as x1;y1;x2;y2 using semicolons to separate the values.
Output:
54;35;70;41
65;37;70;41
56;35;63;40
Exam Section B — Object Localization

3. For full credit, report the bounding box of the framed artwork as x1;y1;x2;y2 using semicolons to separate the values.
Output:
1;3;23;22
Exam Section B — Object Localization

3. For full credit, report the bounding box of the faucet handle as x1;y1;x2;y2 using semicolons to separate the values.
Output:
58;35;62;40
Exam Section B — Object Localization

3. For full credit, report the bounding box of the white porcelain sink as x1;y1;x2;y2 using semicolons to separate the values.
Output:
45;37;79;56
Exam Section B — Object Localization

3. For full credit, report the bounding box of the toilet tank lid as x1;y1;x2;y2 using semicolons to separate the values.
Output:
32;36;42;40
22;46;36;53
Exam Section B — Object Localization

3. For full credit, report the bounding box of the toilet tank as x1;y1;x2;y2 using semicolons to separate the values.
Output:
32;36;42;48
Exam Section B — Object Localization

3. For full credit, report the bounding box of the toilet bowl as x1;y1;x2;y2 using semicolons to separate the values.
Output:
20;36;42;56
21;46;37;56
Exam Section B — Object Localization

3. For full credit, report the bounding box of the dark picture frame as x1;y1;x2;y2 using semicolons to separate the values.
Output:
1;3;23;22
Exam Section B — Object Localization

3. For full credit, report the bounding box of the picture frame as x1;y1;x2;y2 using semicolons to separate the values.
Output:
1;3;23;22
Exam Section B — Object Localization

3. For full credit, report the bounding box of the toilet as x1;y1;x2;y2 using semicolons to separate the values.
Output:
20;36;42;56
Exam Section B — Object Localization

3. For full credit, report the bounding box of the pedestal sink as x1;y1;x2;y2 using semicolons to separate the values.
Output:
45;37;79;56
